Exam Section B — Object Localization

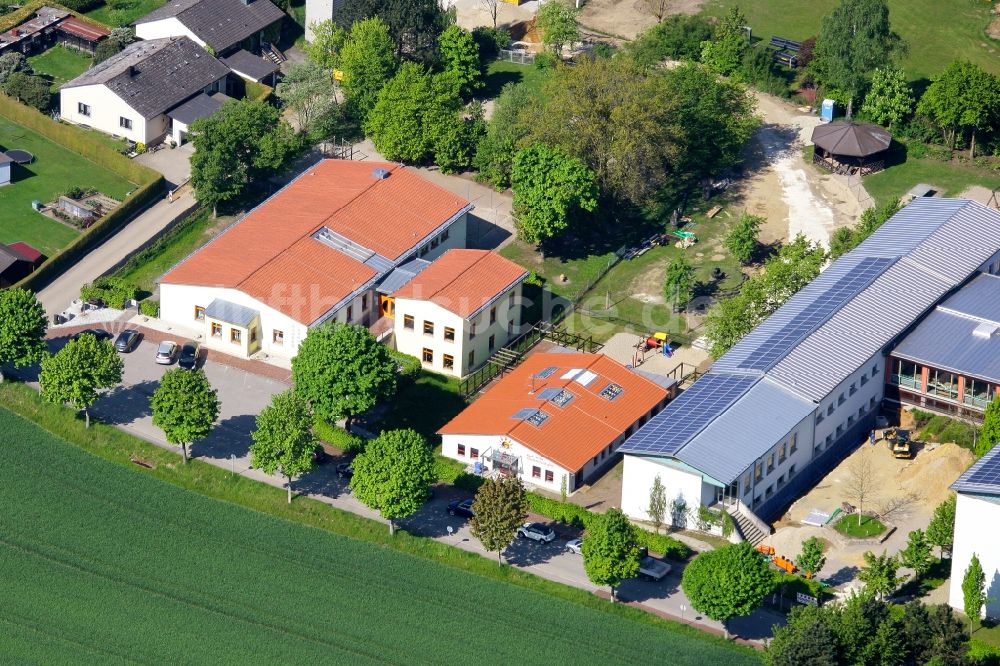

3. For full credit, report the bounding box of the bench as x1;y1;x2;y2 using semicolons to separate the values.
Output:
773;50;798;68
768;36;801;52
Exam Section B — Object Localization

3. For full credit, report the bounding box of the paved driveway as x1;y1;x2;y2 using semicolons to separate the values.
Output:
135;143;194;190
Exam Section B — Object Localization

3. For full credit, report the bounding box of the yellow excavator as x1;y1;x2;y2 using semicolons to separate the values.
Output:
884;427;913;459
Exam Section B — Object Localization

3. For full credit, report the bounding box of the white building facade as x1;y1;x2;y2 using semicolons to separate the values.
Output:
948;448;1000;620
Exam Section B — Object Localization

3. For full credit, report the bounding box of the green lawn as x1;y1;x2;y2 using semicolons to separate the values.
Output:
863;156;1000;207
909;409;980;452
0;394;759;665
84;0;166;27
0;117;134;255
375;370;467;445
27;45;92;89
833;514;886;538
482;59;552;99
702;0;1000;81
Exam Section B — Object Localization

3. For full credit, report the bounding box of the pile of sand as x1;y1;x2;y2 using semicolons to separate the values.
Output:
896;443;974;507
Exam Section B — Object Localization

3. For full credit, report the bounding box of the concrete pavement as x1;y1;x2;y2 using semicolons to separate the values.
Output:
38;192;197;318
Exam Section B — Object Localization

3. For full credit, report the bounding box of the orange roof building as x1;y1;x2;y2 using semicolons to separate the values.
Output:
392;249;528;377
158;160;473;359
438;352;674;493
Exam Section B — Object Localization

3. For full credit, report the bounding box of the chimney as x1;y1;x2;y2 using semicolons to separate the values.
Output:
127;65;136;77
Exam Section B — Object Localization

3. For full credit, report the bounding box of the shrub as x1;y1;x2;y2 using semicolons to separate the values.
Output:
79;276;139;309
387;348;421;382
138;299;159;317
433;455;486;492
534;52;558;70
471;26;509;62
313;419;366;454
772;571;831;601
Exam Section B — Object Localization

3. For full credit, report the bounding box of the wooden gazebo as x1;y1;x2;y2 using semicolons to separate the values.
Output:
810;122;891;176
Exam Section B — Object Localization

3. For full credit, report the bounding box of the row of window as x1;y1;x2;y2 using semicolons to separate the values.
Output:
890;359;998;408
343;293;370;324
195;305;278;346
418;229;451;257
745;434;798;492
816;364;880;425
77;103;133;131
422;348;456;370
815;396;879;452
752;464;797;505
590;442;615;468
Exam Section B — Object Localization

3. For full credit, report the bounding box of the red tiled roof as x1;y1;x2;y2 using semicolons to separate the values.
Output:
58;17;111;41
393;249;527;319
438;352;670;471
7;241;42;263
160;160;470;324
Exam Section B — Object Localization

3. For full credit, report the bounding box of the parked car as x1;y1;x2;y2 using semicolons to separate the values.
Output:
72;328;113;343
155;341;178;365
312;445;328;464
447;498;475;519
638;556;672;582
336;463;353;479
517;522;556;543
113;329;141;353
178;342;201;369
565;537;583;554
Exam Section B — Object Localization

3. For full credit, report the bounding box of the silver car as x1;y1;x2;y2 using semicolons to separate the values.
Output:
155;340;178;365
565;538;583;554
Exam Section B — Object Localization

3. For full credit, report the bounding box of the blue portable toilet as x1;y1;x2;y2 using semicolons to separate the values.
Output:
820;99;835;123
474;461;483;475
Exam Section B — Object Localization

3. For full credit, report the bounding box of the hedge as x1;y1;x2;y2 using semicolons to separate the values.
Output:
434;455;486;492
80;276;139;309
139;299;159;317
0;95;165;293
772;571;832;602
313;419;365;454
0;0;110;34
525;493;693;561
387;348;422;382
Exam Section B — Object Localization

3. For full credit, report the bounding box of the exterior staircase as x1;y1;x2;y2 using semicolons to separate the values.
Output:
729;503;772;546
261;42;285;65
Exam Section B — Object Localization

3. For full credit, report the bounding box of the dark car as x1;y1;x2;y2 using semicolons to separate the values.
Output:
113;329;141;353
72;328;113;343
336;463;353;479
178;342;201;369
155;340;178;365
447;498;475;519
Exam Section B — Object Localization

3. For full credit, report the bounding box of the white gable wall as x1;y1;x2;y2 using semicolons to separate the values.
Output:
136;17;205;47
949;492;1000;620
622;455;710;526
304;0;334;41
60;84;151;144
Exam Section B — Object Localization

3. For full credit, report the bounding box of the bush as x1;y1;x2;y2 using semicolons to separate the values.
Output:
772;571;831;601
627;15;714;66
387;348;421;382
58;0;102;10
313;419;366;454
79;276;139;309
471;26;509;62
534;52;558;70
139;299;159;317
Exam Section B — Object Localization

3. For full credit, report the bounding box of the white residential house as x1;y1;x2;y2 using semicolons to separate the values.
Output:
948;447;1000;620
391;249;527;377
59;37;229;145
134;0;285;58
439;352;673;494
159;160;473;359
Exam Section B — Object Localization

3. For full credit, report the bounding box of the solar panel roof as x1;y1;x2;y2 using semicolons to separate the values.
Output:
952;443;1000;496
620;373;758;456
536;387;561;401
535;366;558;379
737;256;896;371
511;407;536;420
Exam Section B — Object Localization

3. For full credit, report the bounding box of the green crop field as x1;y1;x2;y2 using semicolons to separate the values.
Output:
0;407;760;665
702;0;1000;81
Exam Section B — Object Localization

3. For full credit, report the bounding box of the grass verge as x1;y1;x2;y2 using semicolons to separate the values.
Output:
863;156;1000;207
0;382;758;662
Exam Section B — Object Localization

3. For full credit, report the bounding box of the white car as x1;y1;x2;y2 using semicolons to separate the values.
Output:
516;522;556;543
565;538;583;554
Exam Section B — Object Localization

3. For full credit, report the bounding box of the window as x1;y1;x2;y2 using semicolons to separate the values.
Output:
838;393;846;405
790;433;797;453
231;328;241;344
119;116;132;129
816;413;825;424
403;315;414;330
468;350;475;367
457;444;466;456
858;406;864;419
869;396;877;409
488;334;496;351
965;378;996;409
346;305;353;322
872;365;879;377
532;466;541;478
755;461;763;481
891;359;920;389
444;326;455;341
362;294;368;310
470;448;479;459
422;348;433;363
849;382;857;396
743;473;752;495
765;485;774;499
420;245;429;256
194;305;205;321
767;453;774;474
250;327;257;343
430;237;439;249
836;425;844;437
77;102;90;116
827;404;834;416
423;320;434;336
789;464;796;477
779;443;786;463
211;322;222;338
825;434;833;446
545;470;554;483
443;354;454;370
778;474;785;487
593;455;599;466
848;415;855;426
509;292;515;307
441;229;449;241
508;320;514;335
930;369;959;400
490;306;497;324
860;373;869;386
273;329;284;345
470;322;477;339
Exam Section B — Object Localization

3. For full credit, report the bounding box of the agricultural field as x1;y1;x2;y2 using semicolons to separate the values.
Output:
0;406;760;665
0;117;134;255
701;0;1000;81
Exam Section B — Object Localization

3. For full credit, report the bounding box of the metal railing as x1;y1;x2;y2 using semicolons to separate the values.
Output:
497;49;536;65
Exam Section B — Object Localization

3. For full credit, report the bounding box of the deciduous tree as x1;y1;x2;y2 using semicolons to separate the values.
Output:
434;102;486;173
536;0;579;56
439;25;483;99
663;256;695;310
291;323;397;428
846;448;875;528
0;287;47;383
813;0;903;117
725;212;762;265
3;72;51;111
339;17;398;123
794;536;826;576
581;508;640;601
860;66;913;130
647;474;667;534
350;428;435;535
334;0;446;63
40;333;123;428
977;393;1000;457
918;60;1000;157
304;19;346;70
699;6;748;76
0;52;28;86
962;553;986;624
900;528;933;580
926;494;956;559
858;550;902;601
480;0;500;29
900;601;969;666
644;0;670;23
470;475;527;564
765;605;840;666
511;143;597;244
681;541;772;635
474;82;535;189
626;15;715;66
276;61;337;133
150;368;220;463
251;390;317;503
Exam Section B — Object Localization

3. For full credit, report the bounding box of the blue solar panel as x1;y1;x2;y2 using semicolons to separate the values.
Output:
955;445;1000;494
620;374;757;456
737;256;896;371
